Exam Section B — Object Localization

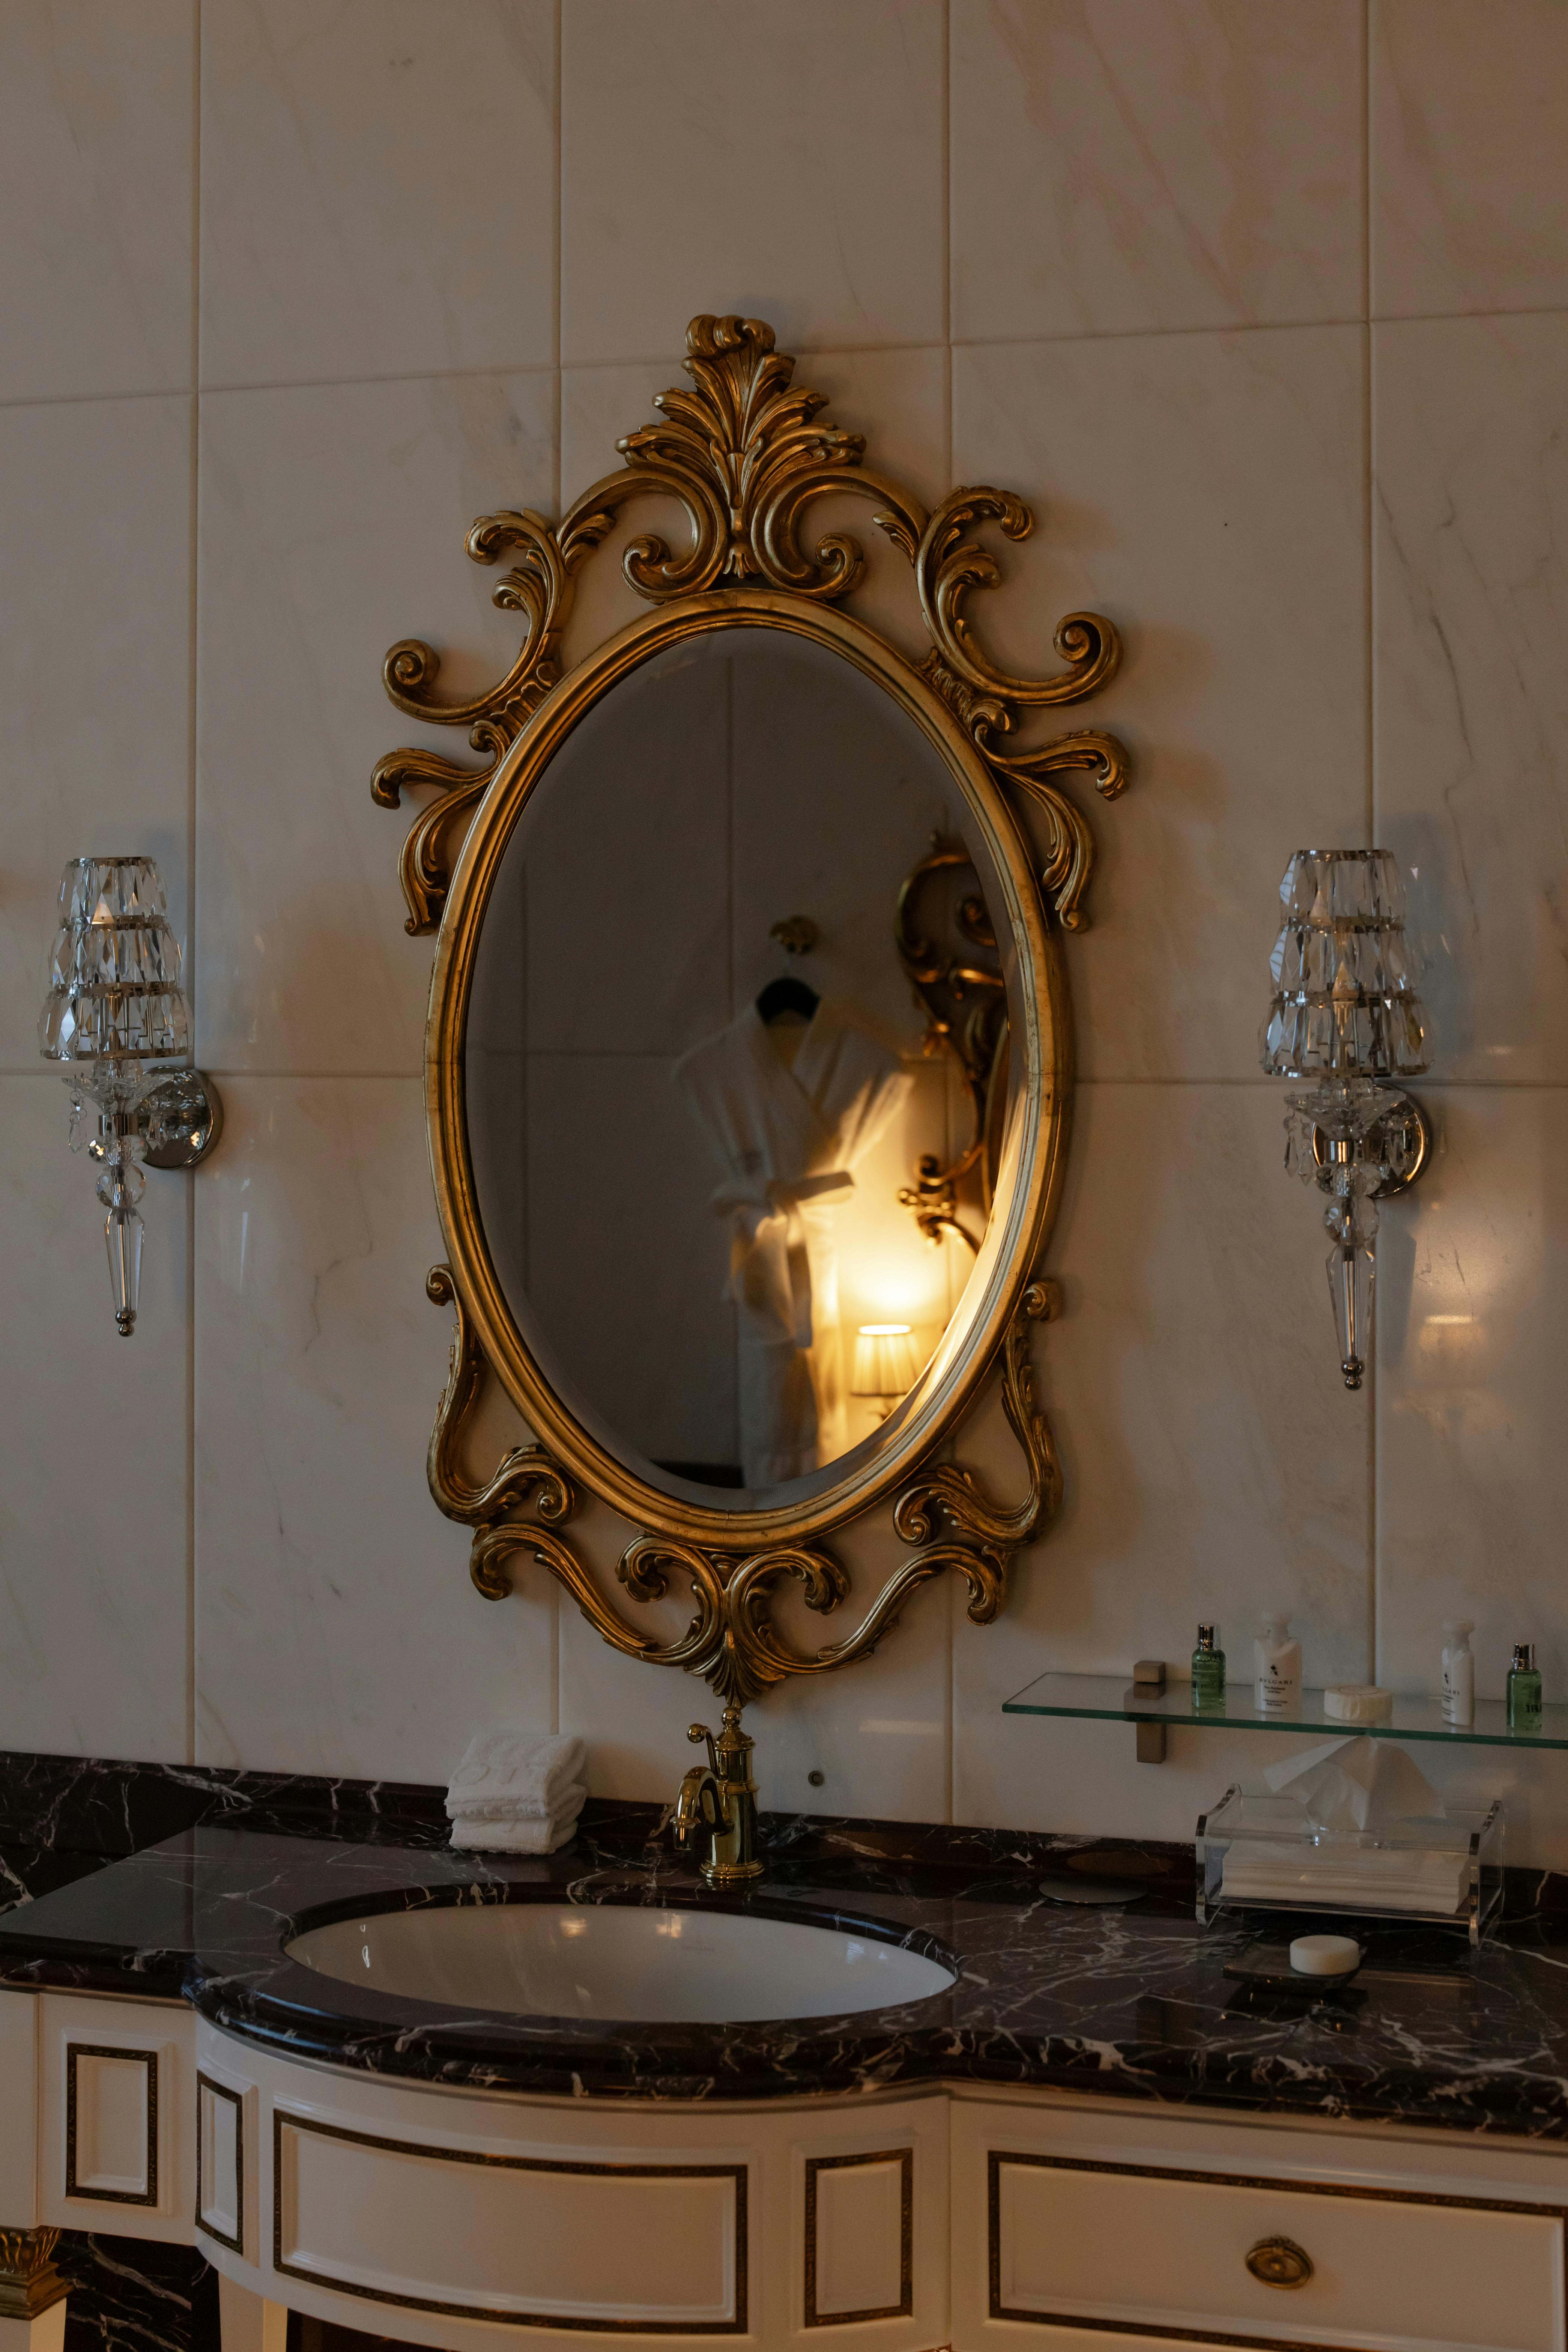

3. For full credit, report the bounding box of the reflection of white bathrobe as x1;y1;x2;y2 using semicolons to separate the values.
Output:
675;1001;913;1487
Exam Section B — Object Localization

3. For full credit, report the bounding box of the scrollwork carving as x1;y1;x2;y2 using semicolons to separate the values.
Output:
425;1265;575;1599
892;1280;1063;1557
375;313;1131;933
372;512;582;933
426;1273;1061;1709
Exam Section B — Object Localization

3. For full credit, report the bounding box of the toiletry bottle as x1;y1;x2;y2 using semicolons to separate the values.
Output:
1191;1624;1225;1710
1255;1612;1302;1716
1441;1620;1475;1728
1508;1641;1543;1732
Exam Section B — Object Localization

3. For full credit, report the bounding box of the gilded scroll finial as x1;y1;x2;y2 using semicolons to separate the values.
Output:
373;311;1131;935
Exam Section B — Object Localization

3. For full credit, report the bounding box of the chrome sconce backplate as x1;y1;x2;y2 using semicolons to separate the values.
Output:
1309;1089;1431;1199
140;1066;224;1170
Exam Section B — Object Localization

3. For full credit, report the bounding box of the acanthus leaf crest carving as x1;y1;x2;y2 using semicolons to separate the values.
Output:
375;314;1129;937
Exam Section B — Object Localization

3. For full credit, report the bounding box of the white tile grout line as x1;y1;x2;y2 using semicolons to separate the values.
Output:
6;303;1568;419
186;0;202;1771
551;0;564;1734
943;0;956;1829
1362;0;1380;1686
5;1068;1566;1090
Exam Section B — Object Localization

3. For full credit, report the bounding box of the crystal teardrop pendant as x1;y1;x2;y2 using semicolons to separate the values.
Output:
1323;1186;1378;1391
1326;1230;1374;1390
96;1159;145;1338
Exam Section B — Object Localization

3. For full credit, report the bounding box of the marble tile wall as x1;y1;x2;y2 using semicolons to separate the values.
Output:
4;2;1567;1853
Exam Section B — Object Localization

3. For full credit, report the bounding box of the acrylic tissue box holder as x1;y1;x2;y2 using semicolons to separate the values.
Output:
1196;1785;1505;1948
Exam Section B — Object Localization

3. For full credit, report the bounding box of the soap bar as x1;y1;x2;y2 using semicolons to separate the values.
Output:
1324;1683;1393;1723
1290;1933;1361;1977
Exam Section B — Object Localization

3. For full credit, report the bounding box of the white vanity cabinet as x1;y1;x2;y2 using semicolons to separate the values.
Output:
3;1986;1566;2352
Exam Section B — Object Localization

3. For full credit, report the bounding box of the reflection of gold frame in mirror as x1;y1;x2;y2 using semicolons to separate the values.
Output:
895;830;1009;1254
373;314;1131;1709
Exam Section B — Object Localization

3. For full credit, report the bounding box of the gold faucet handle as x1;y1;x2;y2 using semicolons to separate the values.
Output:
688;1722;720;1773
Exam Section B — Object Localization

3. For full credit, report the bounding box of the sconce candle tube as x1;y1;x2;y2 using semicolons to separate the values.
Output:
100;1164;145;1338
1327;1217;1374;1391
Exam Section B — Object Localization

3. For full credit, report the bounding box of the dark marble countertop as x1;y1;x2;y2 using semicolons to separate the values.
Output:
3;1805;1568;2139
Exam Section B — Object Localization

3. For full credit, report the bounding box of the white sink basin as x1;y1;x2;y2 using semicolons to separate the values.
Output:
286;1902;955;2024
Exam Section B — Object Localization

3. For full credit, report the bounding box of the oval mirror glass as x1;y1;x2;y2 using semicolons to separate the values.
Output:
464;624;1027;1513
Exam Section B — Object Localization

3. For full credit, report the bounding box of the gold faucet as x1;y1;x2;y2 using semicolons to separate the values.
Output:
673;1708;764;1887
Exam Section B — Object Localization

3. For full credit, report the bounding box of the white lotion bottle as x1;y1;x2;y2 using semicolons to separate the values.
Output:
1442;1619;1476;1727
1255;1612;1301;1715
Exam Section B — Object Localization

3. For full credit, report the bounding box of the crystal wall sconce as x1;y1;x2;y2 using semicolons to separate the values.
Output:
37;857;222;1337
1260;850;1431;1391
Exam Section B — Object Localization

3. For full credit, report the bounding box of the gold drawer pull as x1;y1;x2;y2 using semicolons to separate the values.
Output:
1246;2236;1314;2289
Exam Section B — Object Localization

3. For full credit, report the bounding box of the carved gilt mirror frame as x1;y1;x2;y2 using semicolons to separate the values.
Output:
373;314;1131;1709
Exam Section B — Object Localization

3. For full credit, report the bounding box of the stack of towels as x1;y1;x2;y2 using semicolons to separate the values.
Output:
447;1731;587;1854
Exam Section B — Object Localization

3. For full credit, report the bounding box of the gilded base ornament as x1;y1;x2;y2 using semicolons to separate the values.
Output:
427;1266;1060;1711
0;2230;66;2321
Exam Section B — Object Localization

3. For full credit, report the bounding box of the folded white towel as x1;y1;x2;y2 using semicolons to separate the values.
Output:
450;1787;586;1856
446;1731;585;1822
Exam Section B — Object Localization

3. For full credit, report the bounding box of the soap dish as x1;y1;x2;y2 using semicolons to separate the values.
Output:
1224;1938;1362;1992
1038;1873;1144;1906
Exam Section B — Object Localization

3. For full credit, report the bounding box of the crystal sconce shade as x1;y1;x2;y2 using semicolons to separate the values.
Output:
1260;850;1432;1391
38;857;222;1337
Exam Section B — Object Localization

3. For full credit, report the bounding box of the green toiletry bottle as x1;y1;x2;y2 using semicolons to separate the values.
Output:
1508;1641;1543;1731
1192;1623;1225;1711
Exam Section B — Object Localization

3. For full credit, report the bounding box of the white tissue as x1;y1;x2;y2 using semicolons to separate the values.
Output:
1262;1734;1444;1834
446;1731;586;1822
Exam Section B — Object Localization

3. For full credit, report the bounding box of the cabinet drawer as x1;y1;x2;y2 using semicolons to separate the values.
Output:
989;2151;1565;2351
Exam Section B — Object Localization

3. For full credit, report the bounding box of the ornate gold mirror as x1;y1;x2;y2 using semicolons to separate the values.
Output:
374;316;1130;1707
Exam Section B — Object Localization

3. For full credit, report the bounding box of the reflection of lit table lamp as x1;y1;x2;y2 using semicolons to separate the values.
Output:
851;1323;920;1420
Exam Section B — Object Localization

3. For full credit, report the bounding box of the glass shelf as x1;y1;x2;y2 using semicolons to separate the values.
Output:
1003;1671;1568;1750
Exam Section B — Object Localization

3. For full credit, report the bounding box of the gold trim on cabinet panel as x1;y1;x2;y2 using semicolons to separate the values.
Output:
271;2109;748;2335
194;2072;244;2256
374;311;1133;1708
64;2043;158;2209
985;2149;1568;2349
803;2145;913;2327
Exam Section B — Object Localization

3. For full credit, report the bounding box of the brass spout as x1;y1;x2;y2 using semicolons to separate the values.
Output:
671;1707;763;1887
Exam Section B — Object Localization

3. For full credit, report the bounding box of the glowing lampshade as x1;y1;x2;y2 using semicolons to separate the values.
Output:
851;1323;920;1402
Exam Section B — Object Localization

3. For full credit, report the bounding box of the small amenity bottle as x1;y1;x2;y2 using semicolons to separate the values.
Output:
1192;1624;1225;1710
1441;1620;1476;1728
1508;1642;1543;1732
1255;1611;1302;1716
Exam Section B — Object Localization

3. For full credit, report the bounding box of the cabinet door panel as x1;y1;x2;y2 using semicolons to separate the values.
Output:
38;1995;194;2243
